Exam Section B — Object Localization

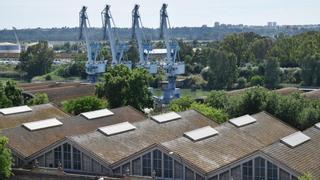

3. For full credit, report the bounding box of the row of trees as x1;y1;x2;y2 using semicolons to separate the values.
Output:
180;31;320;90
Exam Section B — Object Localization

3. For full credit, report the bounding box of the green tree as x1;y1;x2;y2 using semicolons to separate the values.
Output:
206;91;229;109
63;96;108;115
0;136;13;179
207;50;238;89
27;93;49;106
240;87;268;115
190;102;228;123
125;40;139;65
250;75;265;86
265;58;280;89
299;173;314;180
18;41;54;80
0;82;12;108
96;65;153;110
4;81;23;106
169;96;195;112
300;54;320;86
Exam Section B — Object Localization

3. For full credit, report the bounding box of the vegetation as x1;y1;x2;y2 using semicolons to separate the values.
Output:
17;41;54;80
96;65;153;110
27;93;49;106
0;136;12;179
63;96;108;115
299;173;314;180
0;81;23;108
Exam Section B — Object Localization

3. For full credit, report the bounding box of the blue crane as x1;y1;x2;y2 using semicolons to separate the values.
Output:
79;6;106;83
131;4;157;74
159;4;185;104
102;4;132;69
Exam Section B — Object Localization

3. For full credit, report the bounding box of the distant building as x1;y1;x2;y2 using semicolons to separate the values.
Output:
267;22;277;27
147;48;167;61
0;42;21;62
214;21;220;27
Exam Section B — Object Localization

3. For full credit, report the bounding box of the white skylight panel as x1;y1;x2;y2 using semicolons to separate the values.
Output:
151;112;181;123
98;122;136;136
315;123;320;130
23;118;63;131
184;126;219;141
0;105;32;115
281;131;311;148
81;108;114;120
229;115;257;127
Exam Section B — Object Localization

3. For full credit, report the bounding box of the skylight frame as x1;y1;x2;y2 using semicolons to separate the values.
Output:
184;126;219;141
22;118;63;131
151;112;181;123
0;105;32;115
315;123;320;130
81;108;114;120
281;131;311;148
98;122;136;136
229;114;257;127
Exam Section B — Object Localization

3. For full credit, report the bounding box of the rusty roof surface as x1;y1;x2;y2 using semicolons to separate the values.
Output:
0;103;70;129
161;112;296;173
303;89;320;100
20;82;95;106
263;126;320;178
69;110;218;165
1;106;146;158
274;87;302;96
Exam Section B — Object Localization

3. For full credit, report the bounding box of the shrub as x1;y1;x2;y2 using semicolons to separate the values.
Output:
63;96;108;115
191;102;228;123
250;75;264;86
237;77;247;89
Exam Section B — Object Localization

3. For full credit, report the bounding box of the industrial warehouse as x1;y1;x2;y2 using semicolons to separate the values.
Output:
0;104;319;179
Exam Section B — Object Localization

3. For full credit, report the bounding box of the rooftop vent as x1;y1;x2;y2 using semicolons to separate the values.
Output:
23;118;63;131
184;126;219;141
281;131;311;148
0;105;32;115
151;112;181;123
315;123;320;130
81;108;114;120
98;122;136;136
229;115;256;127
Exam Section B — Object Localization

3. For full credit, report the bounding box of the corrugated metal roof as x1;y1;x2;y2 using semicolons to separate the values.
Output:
263;127;320;178
1;106;146;158
69;110;218;165
0;103;69;129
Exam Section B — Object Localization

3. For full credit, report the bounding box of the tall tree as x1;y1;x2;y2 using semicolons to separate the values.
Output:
96;65;153;110
301;54;320;86
18;41;54;80
63;96;108;115
0;136;12;179
207;50;238;90
264;57;280;89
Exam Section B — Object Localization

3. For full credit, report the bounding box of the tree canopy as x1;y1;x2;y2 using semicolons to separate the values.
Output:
96;65;153;110
63;96;108;115
0;136;12;179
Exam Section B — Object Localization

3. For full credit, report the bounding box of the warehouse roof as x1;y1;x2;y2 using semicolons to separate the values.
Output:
303;89;320;100
0;103;69;129
263;125;320;178
274;87;302;96
161;112;296;173
69;110;218;165
1;106;145;158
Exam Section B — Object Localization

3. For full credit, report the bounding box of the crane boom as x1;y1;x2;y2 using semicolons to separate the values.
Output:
102;5;117;65
12;27;21;50
132;4;145;65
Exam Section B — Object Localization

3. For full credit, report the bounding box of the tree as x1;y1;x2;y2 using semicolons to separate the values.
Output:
0;136;12;179
27;93;49;106
207;50;238;89
125;40;139;65
96;65;153;110
240;87;268;115
0;82;12;108
63;96;108;115
300;54;320;86
250;75;265;86
264;58;280;89
0;81;23;107
206;91;229;109
169;96;195;112
18;41;54;80
190;102;228;123
299;173;314;180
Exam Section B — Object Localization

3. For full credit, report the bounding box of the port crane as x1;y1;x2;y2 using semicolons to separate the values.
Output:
79;6;106;83
159;4;185;104
131;4;157;74
102;5;132;69
12;27;21;51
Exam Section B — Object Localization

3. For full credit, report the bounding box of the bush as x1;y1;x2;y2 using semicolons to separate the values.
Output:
240;87;268;115
63;96;108;115
237;77;247;89
190;102;228;123
27;93;49;106
169;96;195;112
206;91;229;109
45;74;52;81
250;75;264;86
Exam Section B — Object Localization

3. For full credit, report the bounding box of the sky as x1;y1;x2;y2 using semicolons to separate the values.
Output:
1;0;320;29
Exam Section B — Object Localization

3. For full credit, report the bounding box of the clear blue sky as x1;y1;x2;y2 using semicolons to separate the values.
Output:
1;0;320;29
